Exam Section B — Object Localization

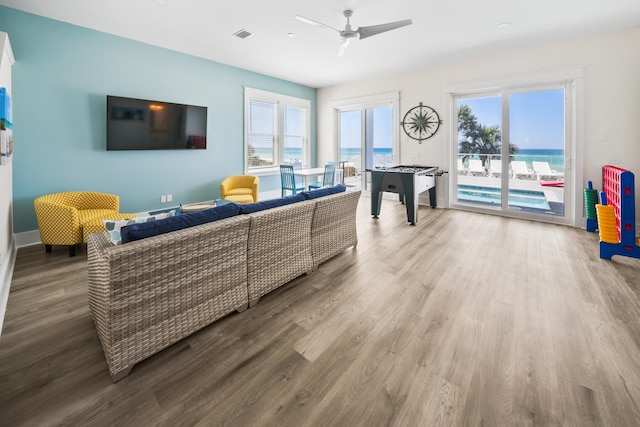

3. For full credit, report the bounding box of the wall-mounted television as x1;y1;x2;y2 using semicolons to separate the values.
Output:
106;95;207;150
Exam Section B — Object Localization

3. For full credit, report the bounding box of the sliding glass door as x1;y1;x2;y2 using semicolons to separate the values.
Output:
454;84;569;221
337;100;397;191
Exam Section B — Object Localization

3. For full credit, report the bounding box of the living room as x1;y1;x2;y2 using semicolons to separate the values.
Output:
1;1;640;425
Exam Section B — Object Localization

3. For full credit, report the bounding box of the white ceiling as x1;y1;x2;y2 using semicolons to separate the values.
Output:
1;0;639;88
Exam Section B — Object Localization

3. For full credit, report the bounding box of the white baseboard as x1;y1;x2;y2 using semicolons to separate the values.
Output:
0;236;16;338
15;229;41;248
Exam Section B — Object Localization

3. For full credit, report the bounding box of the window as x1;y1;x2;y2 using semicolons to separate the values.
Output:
244;88;311;173
332;92;400;192
453;87;567;220
247;99;276;169
283;106;304;165
446;68;584;226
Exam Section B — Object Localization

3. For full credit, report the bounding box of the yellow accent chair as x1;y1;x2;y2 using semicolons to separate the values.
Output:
34;191;135;256
220;175;259;204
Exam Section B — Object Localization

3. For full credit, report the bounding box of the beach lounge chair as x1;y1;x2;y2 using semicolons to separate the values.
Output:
532;161;564;181
489;160;502;178
511;161;535;179
467;159;485;176
457;159;467;175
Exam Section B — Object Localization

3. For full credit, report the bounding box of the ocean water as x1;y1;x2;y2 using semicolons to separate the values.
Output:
254;147;563;172
339;147;391;162
253;147;392;162
509;148;564;173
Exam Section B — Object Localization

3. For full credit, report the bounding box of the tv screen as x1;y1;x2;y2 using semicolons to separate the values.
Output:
106;95;207;150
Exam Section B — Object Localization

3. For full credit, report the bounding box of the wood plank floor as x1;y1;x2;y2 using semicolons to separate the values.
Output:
1;197;640;426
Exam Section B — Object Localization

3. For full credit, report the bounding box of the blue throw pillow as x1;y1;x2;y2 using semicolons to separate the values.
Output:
301;184;346;200
238;194;305;214
121;203;240;243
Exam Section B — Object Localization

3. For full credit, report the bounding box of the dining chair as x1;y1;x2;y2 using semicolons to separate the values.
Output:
309;163;337;189
280;164;304;196
328;161;343;184
291;160;305;189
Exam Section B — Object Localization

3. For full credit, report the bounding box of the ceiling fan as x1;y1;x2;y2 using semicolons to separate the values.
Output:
294;10;412;56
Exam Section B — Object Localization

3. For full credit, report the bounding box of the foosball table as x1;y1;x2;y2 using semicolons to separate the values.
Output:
368;165;439;225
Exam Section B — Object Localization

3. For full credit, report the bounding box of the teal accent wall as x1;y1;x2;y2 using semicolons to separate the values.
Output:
0;6;317;233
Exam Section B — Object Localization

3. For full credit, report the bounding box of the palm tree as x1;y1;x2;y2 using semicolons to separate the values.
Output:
475;124;501;167
458;105;518;167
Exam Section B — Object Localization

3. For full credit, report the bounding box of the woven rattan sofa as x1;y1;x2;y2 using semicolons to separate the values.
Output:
87;187;360;381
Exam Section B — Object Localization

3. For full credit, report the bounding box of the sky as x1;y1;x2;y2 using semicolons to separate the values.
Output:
459;89;565;151
340;107;393;149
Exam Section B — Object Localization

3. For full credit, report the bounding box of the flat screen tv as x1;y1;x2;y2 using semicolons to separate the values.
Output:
106;95;207;150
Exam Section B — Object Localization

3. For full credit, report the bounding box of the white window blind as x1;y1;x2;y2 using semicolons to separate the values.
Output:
283;106;304;165
247;100;276;169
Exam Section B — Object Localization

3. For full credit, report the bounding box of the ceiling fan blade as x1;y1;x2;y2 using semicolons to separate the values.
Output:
357;19;412;39
294;15;340;33
337;38;351;57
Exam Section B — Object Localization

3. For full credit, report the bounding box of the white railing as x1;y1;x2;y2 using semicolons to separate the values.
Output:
458;153;564;175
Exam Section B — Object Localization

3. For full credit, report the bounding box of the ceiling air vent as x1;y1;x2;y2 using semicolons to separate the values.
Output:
233;29;254;39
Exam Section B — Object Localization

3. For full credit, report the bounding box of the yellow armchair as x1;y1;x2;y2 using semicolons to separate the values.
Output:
34;191;135;256
220;175;259;203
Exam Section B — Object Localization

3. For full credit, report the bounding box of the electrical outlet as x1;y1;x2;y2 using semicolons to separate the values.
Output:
161;195;167;203
608;156;621;165
167;194;173;202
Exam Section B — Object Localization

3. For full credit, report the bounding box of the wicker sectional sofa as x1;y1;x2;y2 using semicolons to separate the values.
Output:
87;187;360;381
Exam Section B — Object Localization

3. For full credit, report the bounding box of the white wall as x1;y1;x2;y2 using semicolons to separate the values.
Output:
317;27;640;228
0;31;15;335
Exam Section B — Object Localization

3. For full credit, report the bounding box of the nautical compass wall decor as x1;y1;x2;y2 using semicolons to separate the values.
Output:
401;102;442;143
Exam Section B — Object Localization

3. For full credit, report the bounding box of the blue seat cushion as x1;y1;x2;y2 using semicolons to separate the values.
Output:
121;203;241;243
301;184;346;200
238;194;305;214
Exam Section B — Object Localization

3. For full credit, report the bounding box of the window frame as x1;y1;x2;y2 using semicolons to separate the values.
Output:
330;91;400;193
244;87;311;175
444;68;584;227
